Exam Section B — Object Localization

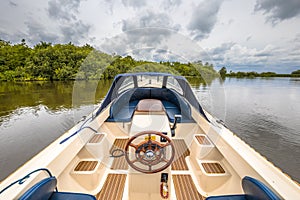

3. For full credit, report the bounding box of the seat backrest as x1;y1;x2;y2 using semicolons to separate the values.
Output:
242;176;280;200
19;177;57;200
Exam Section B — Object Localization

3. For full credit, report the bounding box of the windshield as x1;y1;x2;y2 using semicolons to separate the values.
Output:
96;73;209;121
136;75;164;88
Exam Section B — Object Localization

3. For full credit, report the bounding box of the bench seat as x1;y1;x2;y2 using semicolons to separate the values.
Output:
106;88;194;123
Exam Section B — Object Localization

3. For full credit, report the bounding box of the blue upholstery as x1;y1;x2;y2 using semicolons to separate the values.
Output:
19;177;57;200
206;176;280;200
106;105;136;122
106;88;194;122
51;192;96;200
242;176;280;200
206;195;246;200
18;177;96;200
161;101;177;108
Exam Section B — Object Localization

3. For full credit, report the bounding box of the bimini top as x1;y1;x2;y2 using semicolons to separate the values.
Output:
96;72;209;121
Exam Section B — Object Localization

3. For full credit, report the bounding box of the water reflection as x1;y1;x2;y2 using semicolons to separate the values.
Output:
0;81;73;119
0;77;299;184
185;76;219;88
0;80;113;120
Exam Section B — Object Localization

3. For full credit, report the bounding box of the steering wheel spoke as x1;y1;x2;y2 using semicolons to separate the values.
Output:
129;143;138;149
125;131;175;174
162;142;171;148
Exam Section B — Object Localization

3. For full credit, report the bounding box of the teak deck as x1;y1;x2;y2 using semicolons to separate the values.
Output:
74;161;98;171
202;162;225;174
171;139;190;170
110;139;129;170
195;135;211;145
89;134;104;143
172;175;205;200
95;174;127;200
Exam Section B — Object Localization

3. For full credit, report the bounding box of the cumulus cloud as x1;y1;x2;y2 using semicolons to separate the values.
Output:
114;0;182;13
121;0;147;8
188;0;223;40
246;35;252;41
161;0;182;10
99;28;208;64
210;42;235;55
108;11;181;50
200;42;234;63
60;20;91;44
255;0;300;24
46;0;91;44
205;42;300;73
121;11;179;32
48;0;81;21
286;34;300;59
0;0;92;45
0;31;14;42
9;1;17;7
24;20;59;44
100;28;174;57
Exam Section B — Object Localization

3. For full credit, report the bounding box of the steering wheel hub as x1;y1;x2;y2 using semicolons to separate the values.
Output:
145;150;155;160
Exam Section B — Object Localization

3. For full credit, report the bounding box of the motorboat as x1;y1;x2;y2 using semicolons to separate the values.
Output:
0;72;299;199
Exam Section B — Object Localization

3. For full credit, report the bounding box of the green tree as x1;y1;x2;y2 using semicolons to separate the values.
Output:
0;39;219;81
219;67;227;78
291;69;300;75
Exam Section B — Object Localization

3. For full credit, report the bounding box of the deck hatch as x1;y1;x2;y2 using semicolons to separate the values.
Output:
201;162;225;174
74;161;98;171
195;135;211;145
89;134;104;143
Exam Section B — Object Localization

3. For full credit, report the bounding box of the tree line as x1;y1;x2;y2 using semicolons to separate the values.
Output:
0;39;218;81
218;67;300;78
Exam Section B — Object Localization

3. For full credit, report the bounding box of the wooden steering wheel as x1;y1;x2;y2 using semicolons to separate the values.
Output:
125;131;175;174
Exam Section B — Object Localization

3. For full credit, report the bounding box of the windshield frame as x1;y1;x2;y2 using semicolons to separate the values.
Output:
96;72;209;121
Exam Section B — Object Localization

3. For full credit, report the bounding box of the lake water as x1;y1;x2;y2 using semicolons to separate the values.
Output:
0;78;299;183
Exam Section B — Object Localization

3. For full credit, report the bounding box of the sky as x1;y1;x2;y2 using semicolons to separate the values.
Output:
1;0;300;73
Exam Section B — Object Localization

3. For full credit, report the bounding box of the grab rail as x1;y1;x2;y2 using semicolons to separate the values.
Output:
59;116;98;144
0;168;57;195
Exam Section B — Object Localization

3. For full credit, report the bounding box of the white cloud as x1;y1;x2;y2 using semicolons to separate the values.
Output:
121;11;179;32
0;0;299;72
255;0;300;24
188;0;224;40
205;41;300;73
99;29;208;64
121;0;147;8
48;0;82;21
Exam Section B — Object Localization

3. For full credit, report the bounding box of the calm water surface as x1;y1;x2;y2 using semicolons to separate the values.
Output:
0;78;299;183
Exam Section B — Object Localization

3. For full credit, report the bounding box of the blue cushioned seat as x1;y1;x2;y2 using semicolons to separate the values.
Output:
161;101;194;123
207;195;246;200
19;177;96;200
106;105;136;122
161;101;177;109
50;192;96;200
106;87;195;122
206;176;280;200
